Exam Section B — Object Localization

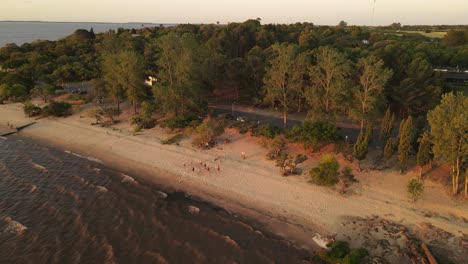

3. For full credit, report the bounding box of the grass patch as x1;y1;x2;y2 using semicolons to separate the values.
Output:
162;133;185;145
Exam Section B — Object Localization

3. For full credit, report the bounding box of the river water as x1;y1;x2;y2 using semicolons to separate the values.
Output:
0;135;312;263
0;21;168;48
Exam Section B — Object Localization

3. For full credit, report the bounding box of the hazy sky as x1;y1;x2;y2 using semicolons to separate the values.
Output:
1;0;467;25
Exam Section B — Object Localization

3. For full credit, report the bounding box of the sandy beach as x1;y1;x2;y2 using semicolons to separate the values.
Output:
1;103;467;262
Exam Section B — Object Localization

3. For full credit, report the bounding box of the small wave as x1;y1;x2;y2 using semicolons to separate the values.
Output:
92;168;101;173
1;217;27;235
121;174;137;184
30;161;48;173
0;136;7;140
95;185;108;193
65;150;83;158
64;150;103;164
87;157;103;164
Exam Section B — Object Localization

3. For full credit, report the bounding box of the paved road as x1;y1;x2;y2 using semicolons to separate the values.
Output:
210;106;379;145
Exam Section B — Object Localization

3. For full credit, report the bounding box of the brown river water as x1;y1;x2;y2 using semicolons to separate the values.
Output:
0;135;313;263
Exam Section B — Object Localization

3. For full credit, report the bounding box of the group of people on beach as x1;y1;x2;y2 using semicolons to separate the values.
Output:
184;160;221;175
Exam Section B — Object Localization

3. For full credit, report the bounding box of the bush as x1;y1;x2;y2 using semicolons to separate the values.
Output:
161;115;200;130
131;115;156;131
309;154;340;186
192;118;225;149
252;124;283;139
287;121;340;149
42;101;72;117
266;135;287;160
407;178;424;201
329;241;350;259
162;133;185;145
230;120;257;134
342;248;369;264
23;102;42;117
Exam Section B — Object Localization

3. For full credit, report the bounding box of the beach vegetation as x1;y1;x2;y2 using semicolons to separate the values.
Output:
407;178;424;202
380;108;395;148
286;121;340;150
162;133;185;145
131;101;156;131
266;134;287;160
161;115;201;130
309;154;340;186
397;116;413;172
352;127;370;170
383;137;397;160
192;118;225;149
416;131;432;177
252;124;283;139
23;102;42;117
315;241;368;264
42;101;72;117
427;92;467;195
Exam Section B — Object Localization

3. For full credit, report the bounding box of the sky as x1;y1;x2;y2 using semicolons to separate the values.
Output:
1;0;467;25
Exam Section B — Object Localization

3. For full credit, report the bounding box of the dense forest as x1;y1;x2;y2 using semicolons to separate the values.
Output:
0;20;467;195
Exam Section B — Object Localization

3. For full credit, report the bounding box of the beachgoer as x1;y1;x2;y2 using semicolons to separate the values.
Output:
241;152;246;160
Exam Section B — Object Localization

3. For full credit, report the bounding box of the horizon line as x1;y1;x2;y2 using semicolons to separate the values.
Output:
1;20;467;27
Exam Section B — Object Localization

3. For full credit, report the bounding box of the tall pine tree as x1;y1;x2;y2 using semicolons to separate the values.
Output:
398;116;413;173
416;131;432;177
380;108;395;147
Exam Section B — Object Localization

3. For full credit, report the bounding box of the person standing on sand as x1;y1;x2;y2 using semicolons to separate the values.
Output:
241;152;246;160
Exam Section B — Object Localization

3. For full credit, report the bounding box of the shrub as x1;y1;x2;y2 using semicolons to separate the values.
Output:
328;241;350;259
131;115;156;131
309;154;340;186
23;102;42;117
383;137;397;160
341;166;355;182
407;178;424;202
252;124;283;139
230;120;257;134
192;118;225;149
161;115;200;130
102;107;121;124
162;133;185;145
342;248;369;264
42;101;72;117
287;121;340;149
266;134;287;160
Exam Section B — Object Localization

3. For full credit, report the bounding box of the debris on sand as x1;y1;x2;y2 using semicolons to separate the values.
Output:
337;216;465;264
187;206;200;215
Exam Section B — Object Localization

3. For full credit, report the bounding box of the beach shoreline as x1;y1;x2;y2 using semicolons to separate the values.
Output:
1;103;467;261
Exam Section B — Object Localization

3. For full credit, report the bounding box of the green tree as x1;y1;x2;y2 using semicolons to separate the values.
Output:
427;92;467;195
407;178;424;202
263;43;302;127
383;137;397;160
306;46;350;118
380;108;395;148
397;116;413;172
416;131;432;177
153;32;204;116
350;55;392;131
309;154;340;186
391;58;441;115
90;79;108;104
353;130;369;171
102;53;126;111
443;30;466;46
